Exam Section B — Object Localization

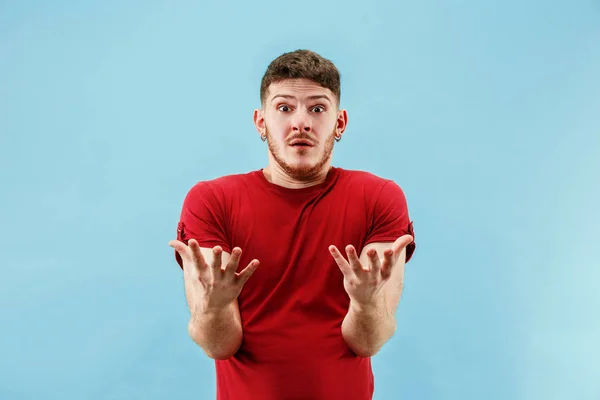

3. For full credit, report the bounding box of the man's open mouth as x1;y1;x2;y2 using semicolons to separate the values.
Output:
289;139;314;147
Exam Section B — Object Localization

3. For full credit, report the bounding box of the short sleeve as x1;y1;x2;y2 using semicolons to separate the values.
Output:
174;182;231;269
364;181;416;263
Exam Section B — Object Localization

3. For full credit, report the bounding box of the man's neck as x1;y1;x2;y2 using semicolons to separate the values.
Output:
262;164;331;189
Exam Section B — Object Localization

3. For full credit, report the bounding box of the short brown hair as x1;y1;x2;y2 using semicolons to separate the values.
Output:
260;49;341;107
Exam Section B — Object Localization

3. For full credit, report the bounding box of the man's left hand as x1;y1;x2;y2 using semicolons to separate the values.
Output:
328;235;414;307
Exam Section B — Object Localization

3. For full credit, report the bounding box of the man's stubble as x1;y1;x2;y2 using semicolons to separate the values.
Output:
265;127;337;182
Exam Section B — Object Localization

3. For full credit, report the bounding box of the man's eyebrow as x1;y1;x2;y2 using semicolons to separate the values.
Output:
270;94;332;103
307;95;332;102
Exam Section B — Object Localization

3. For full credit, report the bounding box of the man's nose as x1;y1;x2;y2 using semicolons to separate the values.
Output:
291;110;311;132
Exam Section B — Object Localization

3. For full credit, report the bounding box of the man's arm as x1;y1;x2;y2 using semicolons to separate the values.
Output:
172;240;259;361
184;247;243;360
173;183;256;360
341;242;407;358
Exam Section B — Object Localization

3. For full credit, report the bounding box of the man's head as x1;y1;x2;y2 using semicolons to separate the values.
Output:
253;49;348;182
259;49;341;108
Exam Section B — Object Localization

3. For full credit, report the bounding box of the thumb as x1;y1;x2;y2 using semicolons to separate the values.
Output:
169;240;189;259
237;260;260;286
393;235;413;254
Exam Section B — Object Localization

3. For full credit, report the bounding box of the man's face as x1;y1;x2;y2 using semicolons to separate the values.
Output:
254;78;347;181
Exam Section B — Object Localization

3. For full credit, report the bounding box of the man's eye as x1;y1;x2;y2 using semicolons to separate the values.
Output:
278;105;291;112
312;106;324;113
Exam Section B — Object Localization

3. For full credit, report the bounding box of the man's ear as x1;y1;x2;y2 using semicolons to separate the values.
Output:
254;108;265;136
336;109;348;137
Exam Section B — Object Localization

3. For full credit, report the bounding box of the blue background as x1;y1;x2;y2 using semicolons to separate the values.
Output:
1;1;599;399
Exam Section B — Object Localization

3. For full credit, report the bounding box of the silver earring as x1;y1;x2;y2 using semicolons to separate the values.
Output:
261;133;267;142
335;134;341;142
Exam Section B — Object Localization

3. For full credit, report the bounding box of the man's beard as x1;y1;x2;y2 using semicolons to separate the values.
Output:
265;127;337;181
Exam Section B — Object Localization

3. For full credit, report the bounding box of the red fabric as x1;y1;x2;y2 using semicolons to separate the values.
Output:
175;167;415;400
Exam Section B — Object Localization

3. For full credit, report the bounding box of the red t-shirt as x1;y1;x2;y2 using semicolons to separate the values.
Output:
175;166;415;400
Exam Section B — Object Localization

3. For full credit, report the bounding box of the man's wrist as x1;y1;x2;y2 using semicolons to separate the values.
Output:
189;301;240;336
349;294;388;315
343;293;396;357
198;301;234;316
187;301;232;323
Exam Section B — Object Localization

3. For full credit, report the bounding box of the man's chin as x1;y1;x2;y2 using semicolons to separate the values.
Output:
280;162;321;179
285;166;317;179
270;150;333;180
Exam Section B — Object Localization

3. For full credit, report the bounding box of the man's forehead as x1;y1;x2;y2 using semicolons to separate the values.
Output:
268;80;333;102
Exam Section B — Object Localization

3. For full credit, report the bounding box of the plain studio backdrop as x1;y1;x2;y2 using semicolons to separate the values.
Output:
1;1;599;399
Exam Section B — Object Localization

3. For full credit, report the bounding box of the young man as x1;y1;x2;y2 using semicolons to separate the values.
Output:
170;49;416;400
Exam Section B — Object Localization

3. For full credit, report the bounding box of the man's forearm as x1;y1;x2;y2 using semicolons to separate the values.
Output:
188;302;242;360
341;296;396;357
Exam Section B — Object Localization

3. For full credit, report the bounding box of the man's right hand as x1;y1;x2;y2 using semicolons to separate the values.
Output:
169;239;260;313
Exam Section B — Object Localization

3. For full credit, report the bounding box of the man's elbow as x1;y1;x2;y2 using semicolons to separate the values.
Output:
190;334;239;360
348;342;384;358
187;324;241;360
204;348;237;360
342;329;388;357
342;322;397;358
